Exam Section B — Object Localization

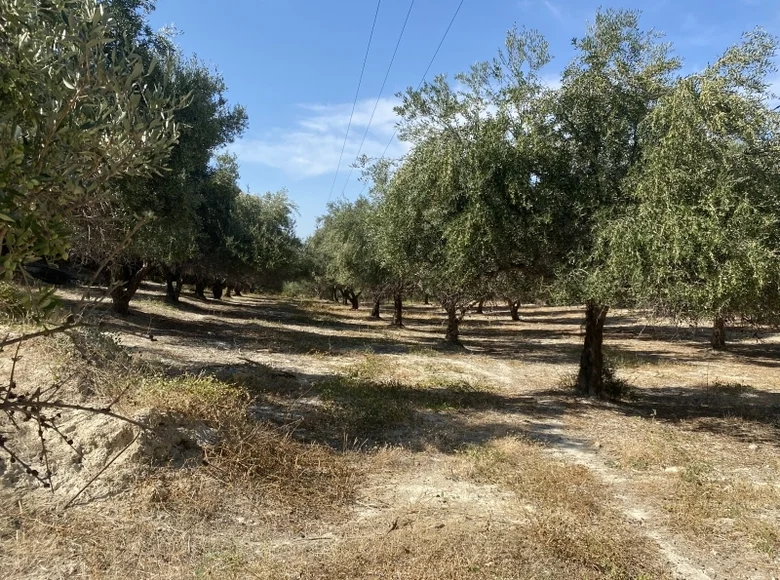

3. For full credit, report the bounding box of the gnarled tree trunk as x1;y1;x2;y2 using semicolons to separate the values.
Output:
392;293;403;327
444;303;460;344
194;280;206;299
225;284;233;298
712;316;726;350
110;263;150;315
163;265;183;304
475;299;484;314
509;300;521;321
423;294;430;305
212;281;224;300
576;302;609;397
233;283;242;297
370;297;381;319
347;289;361;310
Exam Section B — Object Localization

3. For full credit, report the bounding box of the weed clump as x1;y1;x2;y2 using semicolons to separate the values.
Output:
558;360;635;400
315;375;498;441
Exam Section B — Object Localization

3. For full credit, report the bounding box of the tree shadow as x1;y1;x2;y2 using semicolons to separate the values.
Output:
535;382;780;447
152;357;571;455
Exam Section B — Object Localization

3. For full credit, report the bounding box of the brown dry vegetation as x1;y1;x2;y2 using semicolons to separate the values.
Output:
2;284;780;579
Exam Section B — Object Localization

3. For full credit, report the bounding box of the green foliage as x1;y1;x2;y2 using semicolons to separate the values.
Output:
596;30;780;323
309;197;388;298
223;189;300;286
536;9;681;303
118;57;249;268
0;0;181;278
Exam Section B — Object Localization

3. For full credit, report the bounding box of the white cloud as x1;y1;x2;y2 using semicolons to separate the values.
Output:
540;73;562;91
542;0;563;22
518;0;565;23
229;98;407;179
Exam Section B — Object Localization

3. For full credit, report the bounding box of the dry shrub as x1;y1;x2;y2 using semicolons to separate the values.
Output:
135;374;359;516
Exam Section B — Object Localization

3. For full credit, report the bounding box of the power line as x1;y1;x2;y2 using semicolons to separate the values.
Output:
327;0;382;204
338;0;417;198
359;0;467;196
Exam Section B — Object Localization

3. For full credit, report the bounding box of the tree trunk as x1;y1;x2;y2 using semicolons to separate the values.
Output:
392;293;403;327
509;300;521;321
348;290;361;310
194;281;206;299
341;288;349;305
110;264;150;315
212;281;224;300
712;316;726;350
370;297;381;319
576;302;609;397
331;286;338;302
424;294;430;305
234;283;242;297
444;304;460;344
164;266;182;304
225;284;233;298
475;299;484;314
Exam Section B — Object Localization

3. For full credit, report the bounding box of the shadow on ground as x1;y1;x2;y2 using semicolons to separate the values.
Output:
56;286;780;452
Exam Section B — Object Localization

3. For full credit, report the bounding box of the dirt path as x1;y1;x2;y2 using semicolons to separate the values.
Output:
527;413;715;580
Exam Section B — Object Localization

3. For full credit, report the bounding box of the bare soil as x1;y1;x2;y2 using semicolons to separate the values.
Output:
2;286;779;579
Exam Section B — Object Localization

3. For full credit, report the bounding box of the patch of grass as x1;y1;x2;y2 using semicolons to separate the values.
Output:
750;518;780;556
315;376;499;440
659;461;780;556
606;350;666;369
137;373;248;415
347;353;391;381
455;438;672;579
679;460;713;485
612;423;691;471
0;281;28;320
707;381;752;396
407;344;439;357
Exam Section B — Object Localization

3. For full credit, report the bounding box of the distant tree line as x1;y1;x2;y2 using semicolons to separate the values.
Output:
1;0;301;314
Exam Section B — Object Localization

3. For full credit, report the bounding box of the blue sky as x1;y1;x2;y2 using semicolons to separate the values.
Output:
148;0;780;238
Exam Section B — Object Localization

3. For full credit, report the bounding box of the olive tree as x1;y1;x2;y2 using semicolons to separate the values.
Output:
595;30;780;350
380;28;556;343
311;197;389;313
0;0;180;279
535;9;680;396
223;189;300;293
103;57;247;313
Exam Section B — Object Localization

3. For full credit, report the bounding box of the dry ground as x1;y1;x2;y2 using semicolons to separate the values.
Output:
2;284;780;579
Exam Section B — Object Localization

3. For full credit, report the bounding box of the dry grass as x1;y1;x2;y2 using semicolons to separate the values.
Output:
456;438;670;579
